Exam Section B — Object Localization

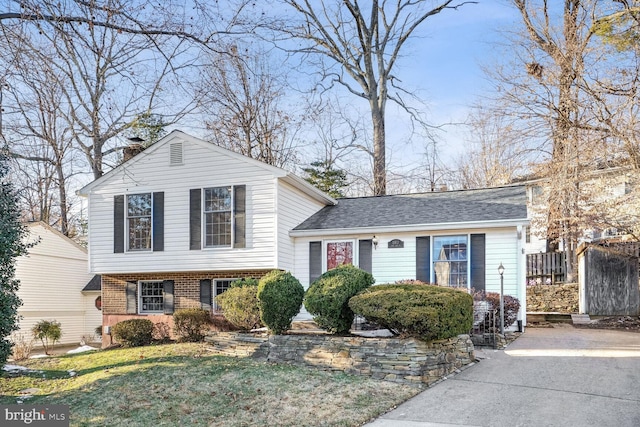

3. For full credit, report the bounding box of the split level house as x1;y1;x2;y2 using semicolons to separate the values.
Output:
14;222;102;347
78;130;529;347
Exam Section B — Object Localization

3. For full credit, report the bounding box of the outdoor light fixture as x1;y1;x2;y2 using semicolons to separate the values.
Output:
372;235;379;249
498;263;505;334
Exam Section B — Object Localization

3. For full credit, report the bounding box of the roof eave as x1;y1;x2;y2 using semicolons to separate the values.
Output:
289;218;530;237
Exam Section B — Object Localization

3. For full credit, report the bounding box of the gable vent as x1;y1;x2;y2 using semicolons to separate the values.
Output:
169;142;183;165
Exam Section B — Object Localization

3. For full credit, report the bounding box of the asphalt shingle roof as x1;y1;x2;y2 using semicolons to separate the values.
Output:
293;185;527;231
82;275;101;291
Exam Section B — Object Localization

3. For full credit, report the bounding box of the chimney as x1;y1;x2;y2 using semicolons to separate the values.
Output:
123;137;145;162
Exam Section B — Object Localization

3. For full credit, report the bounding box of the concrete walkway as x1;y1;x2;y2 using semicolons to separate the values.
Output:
366;324;640;427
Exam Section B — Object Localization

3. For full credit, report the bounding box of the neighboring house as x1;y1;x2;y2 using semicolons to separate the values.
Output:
14;222;101;347
522;165;637;255
290;186;529;322
78;131;530;346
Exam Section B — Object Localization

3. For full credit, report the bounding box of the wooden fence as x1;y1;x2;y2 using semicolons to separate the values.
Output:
581;246;640;316
526;252;566;285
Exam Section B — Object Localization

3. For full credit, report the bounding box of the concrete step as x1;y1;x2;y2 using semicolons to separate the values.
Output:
571;314;592;325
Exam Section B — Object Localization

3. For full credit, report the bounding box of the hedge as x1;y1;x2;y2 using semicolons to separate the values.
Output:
349;284;473;341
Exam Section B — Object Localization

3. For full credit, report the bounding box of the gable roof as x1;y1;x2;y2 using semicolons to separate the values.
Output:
291;185;528;236
77;130;336;205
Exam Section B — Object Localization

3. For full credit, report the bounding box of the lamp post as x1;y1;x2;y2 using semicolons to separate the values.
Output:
498;263;505;334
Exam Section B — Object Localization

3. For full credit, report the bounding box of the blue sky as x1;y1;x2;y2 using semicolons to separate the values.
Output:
383;1;520;167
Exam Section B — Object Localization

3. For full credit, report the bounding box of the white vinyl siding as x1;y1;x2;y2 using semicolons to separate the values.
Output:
14;223;99;346
85;135;327;274
293;227;522;294
277;181;326;271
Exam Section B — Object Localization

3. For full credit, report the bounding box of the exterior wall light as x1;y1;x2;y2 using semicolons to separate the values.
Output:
372;235;379;249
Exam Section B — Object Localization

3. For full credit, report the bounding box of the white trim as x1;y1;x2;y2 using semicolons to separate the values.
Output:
290;219;530;238
126;192;153;253
138;280;164;314
323;238;357;272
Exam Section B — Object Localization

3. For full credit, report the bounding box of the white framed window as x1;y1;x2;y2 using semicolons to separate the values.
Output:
214;278;238;310
433;235;468;288
324;239;356;271
204;186;232;247
139;280;164;314
127;193;152;251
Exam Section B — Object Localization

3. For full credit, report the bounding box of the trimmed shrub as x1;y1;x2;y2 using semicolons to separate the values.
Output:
112;319;154;347
348;284;474;341
304;264;375;333
231;278;259;288
476;291;521;329
32;320;62;355
173;308;212;342
257;270;304;335
216;283;262;331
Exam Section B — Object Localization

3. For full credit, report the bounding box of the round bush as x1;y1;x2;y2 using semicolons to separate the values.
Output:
216;284;262;331
173;308;212;342
257;270;304;335
112;318;154;347
348;284;474;341
304;264;374;333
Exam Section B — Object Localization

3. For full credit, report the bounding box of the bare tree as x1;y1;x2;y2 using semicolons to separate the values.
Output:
273;0;474;196
197;44;300;169
455;106;534;189
1;1;261;179
0;43;81;235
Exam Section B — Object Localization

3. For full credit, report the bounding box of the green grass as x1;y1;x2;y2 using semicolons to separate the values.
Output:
1;343;419;426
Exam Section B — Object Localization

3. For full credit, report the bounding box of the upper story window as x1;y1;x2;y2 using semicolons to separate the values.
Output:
189;185;245;250
127;193;152;251
204;186;232;247
433;235;468;288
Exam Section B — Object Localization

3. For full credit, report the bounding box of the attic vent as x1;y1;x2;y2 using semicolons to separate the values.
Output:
169;142;183;165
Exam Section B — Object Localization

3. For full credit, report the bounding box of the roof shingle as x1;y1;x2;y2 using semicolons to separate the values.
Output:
293;185;527;231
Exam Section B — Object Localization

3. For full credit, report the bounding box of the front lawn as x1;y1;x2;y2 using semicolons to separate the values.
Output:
1;343;419;426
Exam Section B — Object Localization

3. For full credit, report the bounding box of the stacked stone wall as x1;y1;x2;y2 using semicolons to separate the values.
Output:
205;332;474;386
526;283;579;313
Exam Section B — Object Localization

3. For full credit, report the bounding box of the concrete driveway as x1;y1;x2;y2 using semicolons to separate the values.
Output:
366;324;640;427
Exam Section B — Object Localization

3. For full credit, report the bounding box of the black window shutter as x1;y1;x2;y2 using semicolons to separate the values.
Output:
359;239;373;273
416;236;431;282
163;280;175;314
309;241;322;284
234;185;246;248
126;281;137;314
114;195;125;253
200;279;212;311
152;192;164;252
189;189;201;250
470;234;486;292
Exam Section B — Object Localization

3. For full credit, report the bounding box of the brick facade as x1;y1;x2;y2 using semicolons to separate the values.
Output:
101;270;272;347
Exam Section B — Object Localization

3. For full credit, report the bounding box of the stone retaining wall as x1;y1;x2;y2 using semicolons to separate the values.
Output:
205;332;474;386
526;283;579;313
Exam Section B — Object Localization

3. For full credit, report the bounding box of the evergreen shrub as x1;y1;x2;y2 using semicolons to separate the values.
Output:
304;264;374;333
257;270;304;335
216;279;262;331
349;284;473;341
112;319;154;347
